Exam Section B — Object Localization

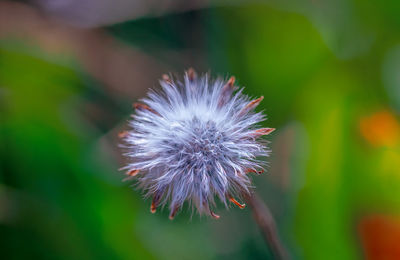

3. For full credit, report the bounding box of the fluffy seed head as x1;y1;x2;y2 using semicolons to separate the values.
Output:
121;69;274;219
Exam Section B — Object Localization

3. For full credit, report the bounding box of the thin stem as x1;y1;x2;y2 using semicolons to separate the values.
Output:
244;192;289;260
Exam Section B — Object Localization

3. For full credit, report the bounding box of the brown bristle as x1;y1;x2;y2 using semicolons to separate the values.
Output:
150;203;157;213
187;68;197;81
150;199;158;214
122;169;139;181
128;169;139;176
118;131;128;138
238;96;264;117
133;103;160;116
227;76;235;87
162;74;172;84
245;168;264;175
150;191;163;214
246;168;256;174
229;196;246;209
210;211;220;219
253;128;275;137
169;206;179;220
218;76;236;107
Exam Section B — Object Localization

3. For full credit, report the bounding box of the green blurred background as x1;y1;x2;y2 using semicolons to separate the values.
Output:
1;0;400;259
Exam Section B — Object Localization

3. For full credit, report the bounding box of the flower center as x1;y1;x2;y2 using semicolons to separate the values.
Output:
186;120;224;161
166;117;227;169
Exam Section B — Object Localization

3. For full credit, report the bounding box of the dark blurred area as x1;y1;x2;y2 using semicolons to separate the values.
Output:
1;0;400;259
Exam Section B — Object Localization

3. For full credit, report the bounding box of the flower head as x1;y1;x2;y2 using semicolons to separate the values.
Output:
121;69;274;219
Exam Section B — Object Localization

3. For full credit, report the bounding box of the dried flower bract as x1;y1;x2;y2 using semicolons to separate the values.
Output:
120;69;274;219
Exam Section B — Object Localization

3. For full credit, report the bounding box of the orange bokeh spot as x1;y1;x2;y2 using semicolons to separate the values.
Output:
360;110;400;147
358;214;400;260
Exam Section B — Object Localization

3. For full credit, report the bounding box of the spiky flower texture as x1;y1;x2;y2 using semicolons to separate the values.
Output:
121;69;274;219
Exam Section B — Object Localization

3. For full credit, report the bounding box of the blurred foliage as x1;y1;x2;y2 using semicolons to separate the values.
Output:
2;1;400;260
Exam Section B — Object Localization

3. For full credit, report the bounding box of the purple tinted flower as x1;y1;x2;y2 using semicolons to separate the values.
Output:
120;69;274;219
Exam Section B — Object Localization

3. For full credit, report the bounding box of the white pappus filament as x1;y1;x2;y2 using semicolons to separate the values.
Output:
120;69;274;219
